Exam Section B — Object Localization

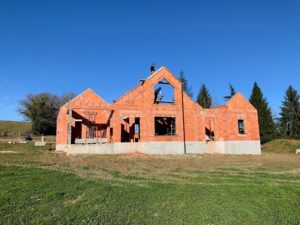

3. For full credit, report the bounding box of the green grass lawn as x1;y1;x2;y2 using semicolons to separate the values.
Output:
0;143;300;224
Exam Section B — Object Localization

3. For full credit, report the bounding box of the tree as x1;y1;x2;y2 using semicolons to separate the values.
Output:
279;85;300;139
18;92;75;135
178;70;193;99
249;82;277;143
197;84;212;108
224;83;236;101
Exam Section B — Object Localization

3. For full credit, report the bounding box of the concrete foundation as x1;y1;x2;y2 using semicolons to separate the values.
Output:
56;140;261;155
224;140;261;154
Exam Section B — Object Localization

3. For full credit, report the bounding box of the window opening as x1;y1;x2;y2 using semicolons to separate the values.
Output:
153;78;175;104
155;117;176;136
238;119;245;134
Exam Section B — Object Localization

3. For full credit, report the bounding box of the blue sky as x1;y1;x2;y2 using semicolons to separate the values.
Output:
0;0;299;121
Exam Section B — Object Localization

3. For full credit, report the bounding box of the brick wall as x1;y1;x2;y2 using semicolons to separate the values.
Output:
56;67;260;146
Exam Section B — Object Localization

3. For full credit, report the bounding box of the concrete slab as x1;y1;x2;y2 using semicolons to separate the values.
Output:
35;142;46;147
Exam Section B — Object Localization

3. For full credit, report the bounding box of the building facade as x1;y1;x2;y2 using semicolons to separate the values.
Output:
56;67;261;154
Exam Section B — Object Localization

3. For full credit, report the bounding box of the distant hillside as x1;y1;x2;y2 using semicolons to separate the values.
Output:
262;139;300;154
0;120;32;136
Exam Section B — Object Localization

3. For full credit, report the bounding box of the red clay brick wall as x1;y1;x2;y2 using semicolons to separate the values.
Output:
56;89;112;145
204;93;260;141
56;107;68;144
56;67;260;146
114;67;204;142
204;106;228;140
226;93;260;141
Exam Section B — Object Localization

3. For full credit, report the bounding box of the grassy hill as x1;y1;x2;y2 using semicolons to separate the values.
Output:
0;120;32;136
262;139;300;154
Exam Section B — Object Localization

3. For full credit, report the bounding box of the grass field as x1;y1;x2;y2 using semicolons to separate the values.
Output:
0;120;56;143
0;120;32;136
0;143;300;224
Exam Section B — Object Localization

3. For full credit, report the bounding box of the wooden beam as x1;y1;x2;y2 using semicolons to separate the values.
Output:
158;81;170;84
156;100;175;104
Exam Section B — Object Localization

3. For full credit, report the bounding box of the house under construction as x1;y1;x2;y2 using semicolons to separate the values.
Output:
56;66;261;155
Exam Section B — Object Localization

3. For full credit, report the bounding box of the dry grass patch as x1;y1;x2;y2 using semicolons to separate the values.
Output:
1;143;300;185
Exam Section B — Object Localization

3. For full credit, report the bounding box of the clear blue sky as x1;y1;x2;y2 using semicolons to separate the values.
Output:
0;0;299;121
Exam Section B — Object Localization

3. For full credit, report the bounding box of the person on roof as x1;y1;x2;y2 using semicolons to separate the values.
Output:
150;63;155;74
